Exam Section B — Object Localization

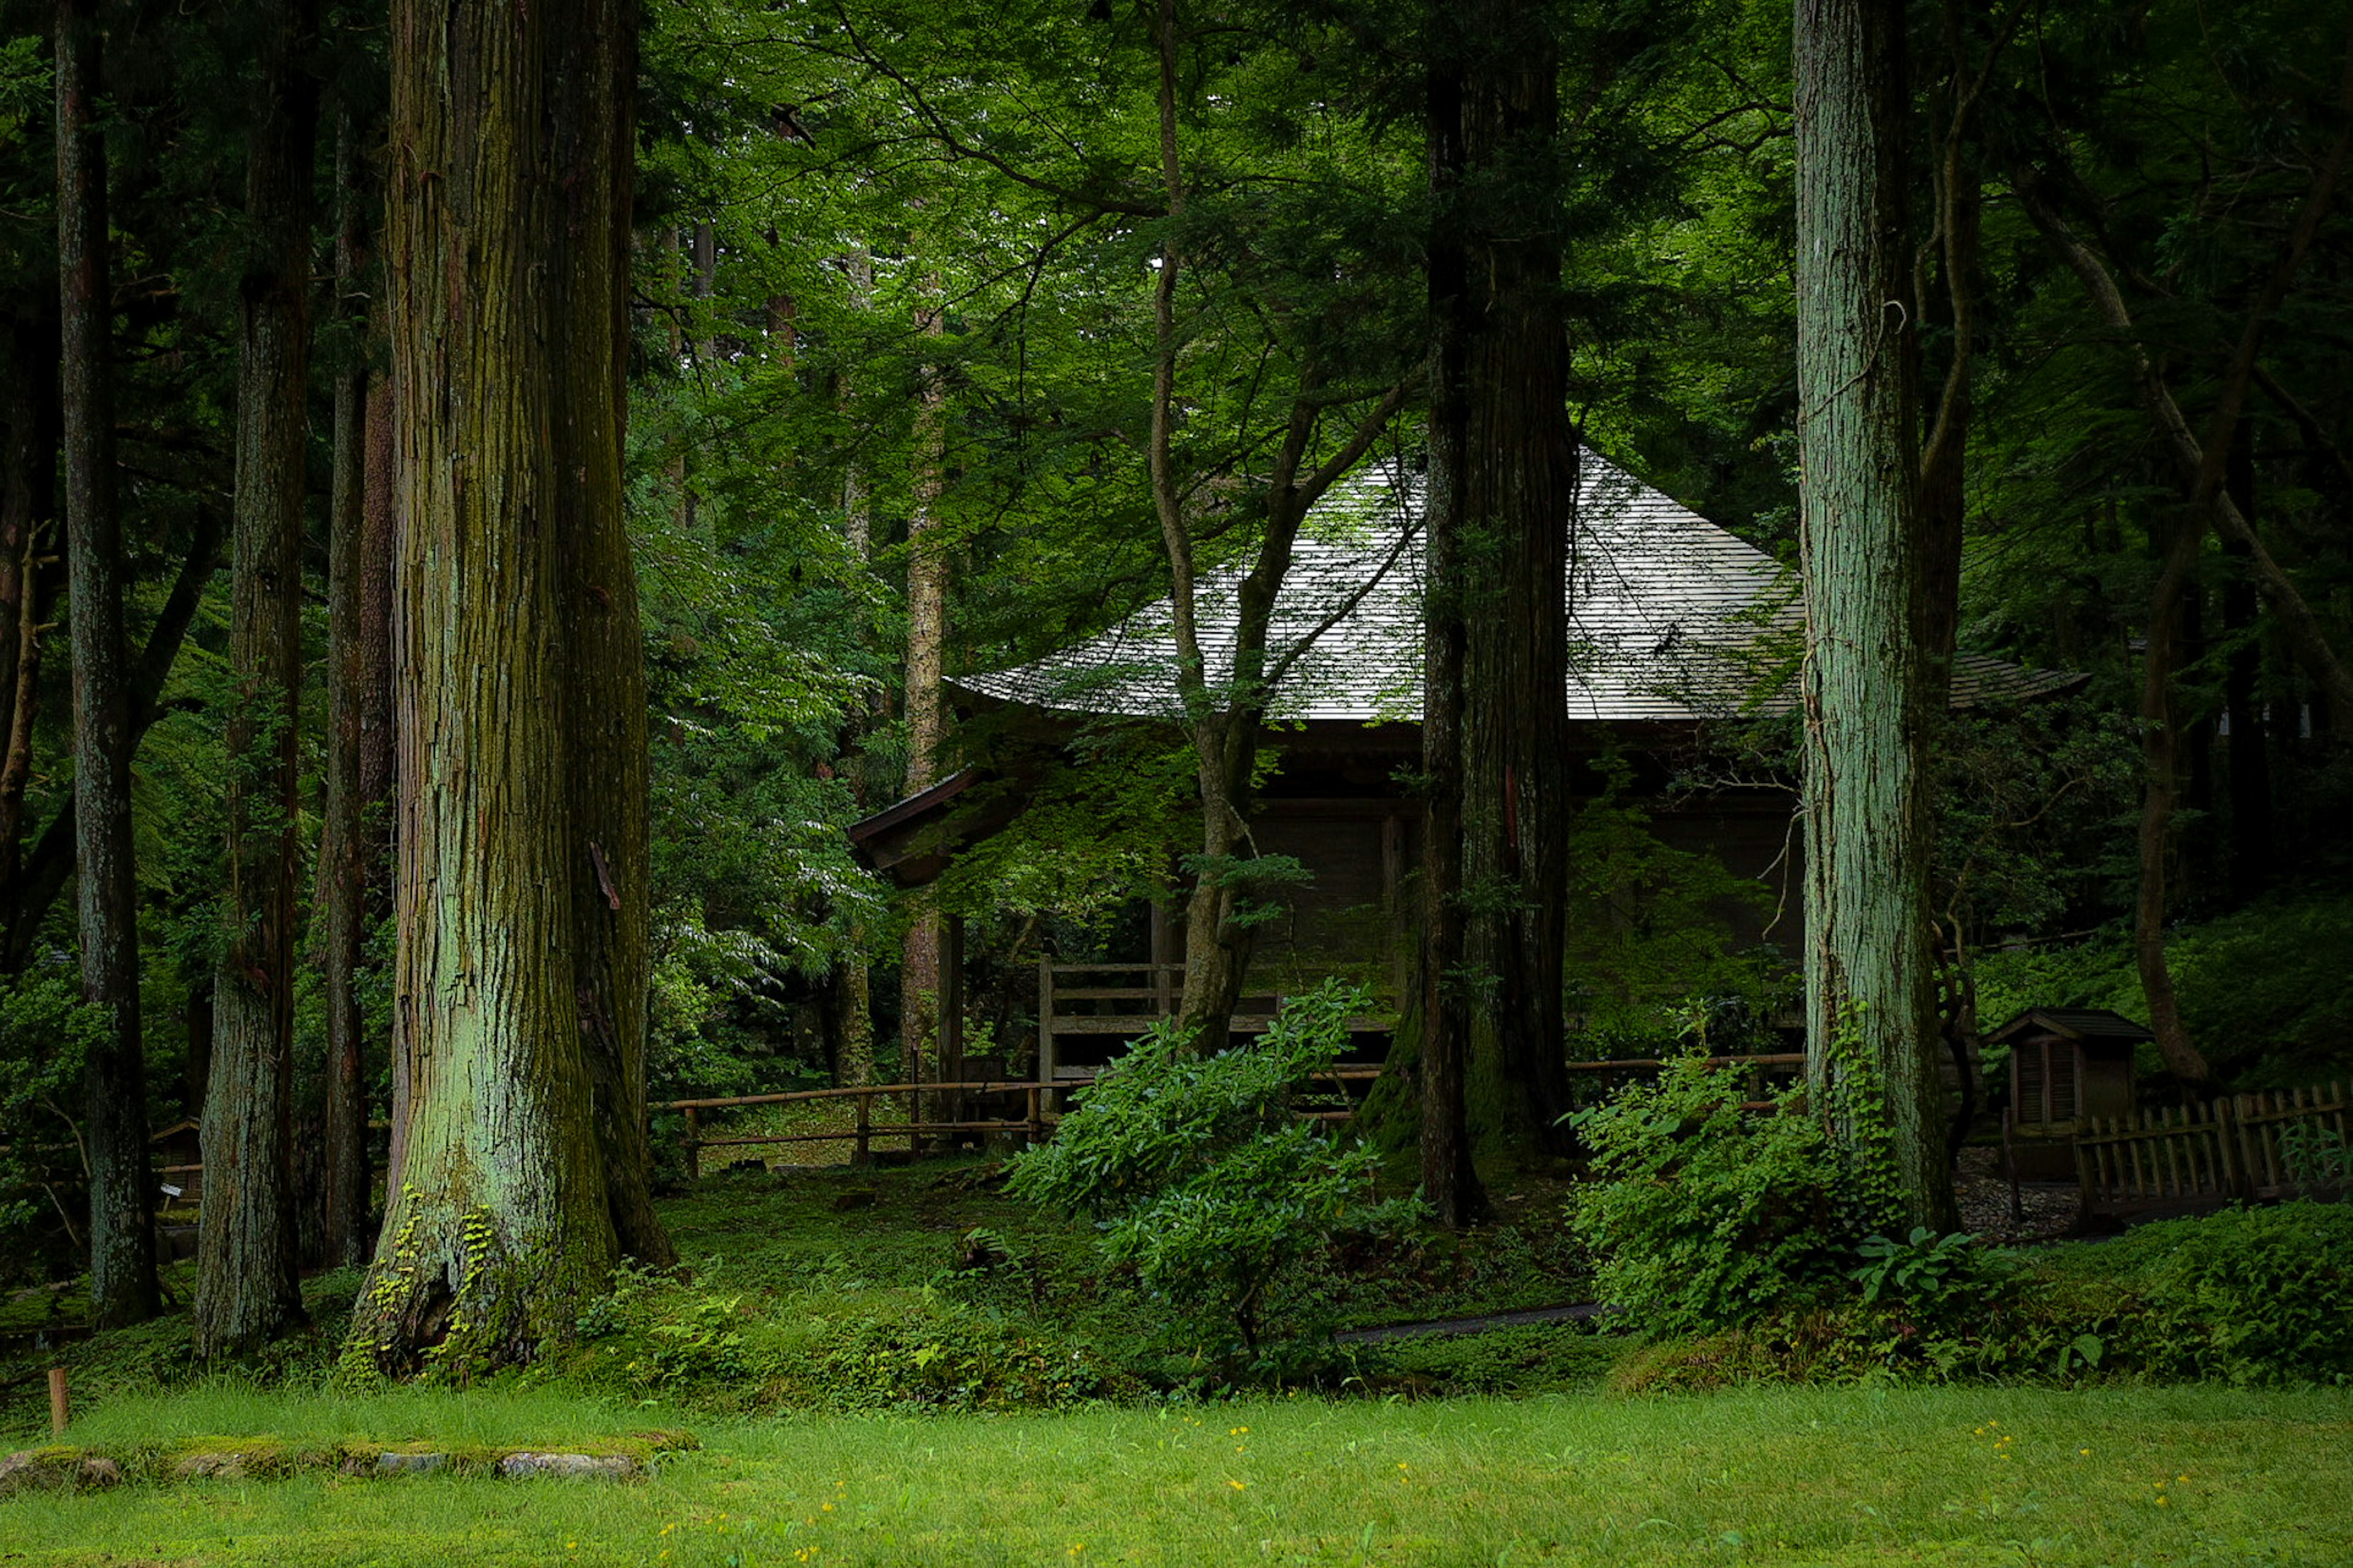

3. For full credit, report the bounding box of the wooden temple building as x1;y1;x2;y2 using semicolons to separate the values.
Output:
851;455;2080;1084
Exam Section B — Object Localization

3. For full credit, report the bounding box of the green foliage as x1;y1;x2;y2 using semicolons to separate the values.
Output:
0;972;110;1289
1007;982;1422;1364
1850;1228;2012;1324
2278;1123;2352;1192
1566;1059;1864;1336
1625;1203;2353;1391
1560;757;1792;1057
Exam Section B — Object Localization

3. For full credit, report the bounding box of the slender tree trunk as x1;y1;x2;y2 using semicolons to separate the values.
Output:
1143;0;1405;1051
1795;0;1956;1231
0;302;59;904
1457;0;1575;1156
2133;503;2207;1083
2;505;227;974
1176;715;1257;1054
319;105;376;1270
57;0;157;1328
900;289;949;1090
1416;20;1482;1225
350;0;629;1374
2222;444;2270;899
197;0;318;1355
548;6;671;1265
834;957;874;1088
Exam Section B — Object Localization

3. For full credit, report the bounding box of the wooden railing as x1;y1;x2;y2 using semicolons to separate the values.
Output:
2075;1081;2350;1213
1036;962;1393;1083
656;1065;1387;1176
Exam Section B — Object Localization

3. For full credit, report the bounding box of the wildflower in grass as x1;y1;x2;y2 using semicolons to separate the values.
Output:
1230;1479;1248;1490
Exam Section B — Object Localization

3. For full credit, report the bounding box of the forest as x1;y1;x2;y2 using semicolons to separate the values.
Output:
3;0;2353;1564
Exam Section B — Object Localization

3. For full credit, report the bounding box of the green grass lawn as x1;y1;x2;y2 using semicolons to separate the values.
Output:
8;1384;2349;1566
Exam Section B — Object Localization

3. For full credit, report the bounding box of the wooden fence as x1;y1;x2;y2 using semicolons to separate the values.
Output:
2074;1082;2351;1213
656;1065;1387;1176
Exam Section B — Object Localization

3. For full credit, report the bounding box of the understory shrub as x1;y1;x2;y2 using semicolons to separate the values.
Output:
1006;980;1423;1371
1566;1057;1876;1335
1618;1202;2353;1390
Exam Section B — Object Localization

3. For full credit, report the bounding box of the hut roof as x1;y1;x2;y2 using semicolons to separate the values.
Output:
955;456;2082;725
1987;1007;2159;1045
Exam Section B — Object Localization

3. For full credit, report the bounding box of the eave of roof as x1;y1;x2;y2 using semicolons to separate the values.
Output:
952;455;2083;725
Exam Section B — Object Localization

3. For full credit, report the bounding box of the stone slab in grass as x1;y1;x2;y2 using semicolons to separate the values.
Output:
498;1451;644;1480
0;1449;122;1495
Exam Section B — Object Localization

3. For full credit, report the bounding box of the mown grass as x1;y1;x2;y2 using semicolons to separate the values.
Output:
8;1384;2349;1566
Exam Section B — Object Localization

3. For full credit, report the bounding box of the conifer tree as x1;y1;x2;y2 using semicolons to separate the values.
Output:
57;0;159;1328
1794;0;1956;1231
349;0;655;1370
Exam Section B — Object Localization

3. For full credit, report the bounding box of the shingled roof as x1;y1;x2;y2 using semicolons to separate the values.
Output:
954;456;2080;724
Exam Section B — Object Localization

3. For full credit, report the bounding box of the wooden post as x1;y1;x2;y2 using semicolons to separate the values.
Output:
854;1091;871;1167
941;914;966;1139
48;1368;67;1435
1026;1085;1042;1148
684;1106;702;1181
2003;1105;2024;1226
1037;959;1056;1116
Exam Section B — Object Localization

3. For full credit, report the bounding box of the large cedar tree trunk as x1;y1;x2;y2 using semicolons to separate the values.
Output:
57;0;157;1328
197;0;319;1355
1457;0;1575;1155
349;0;633;1373
1794;0;1957;1231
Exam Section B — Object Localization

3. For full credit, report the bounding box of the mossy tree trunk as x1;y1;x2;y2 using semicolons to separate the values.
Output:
57;0;157;1330
350;0;635;1374
198;0;319;1355
1457;0;1575;1156
900;289;947;1092
1794;0;1956;1232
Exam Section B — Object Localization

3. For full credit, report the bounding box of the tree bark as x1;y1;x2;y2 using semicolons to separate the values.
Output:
2222;444;2269;900
900;286;947;1092
197;0;318;1356
1416;21;1482;1225
350;0;629;1374
57;0;158;1328
1795;0;1957;1230
547;2;671;1265
1457;0;1575;1156
2132;502;2207;1083
320;104;376;1270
